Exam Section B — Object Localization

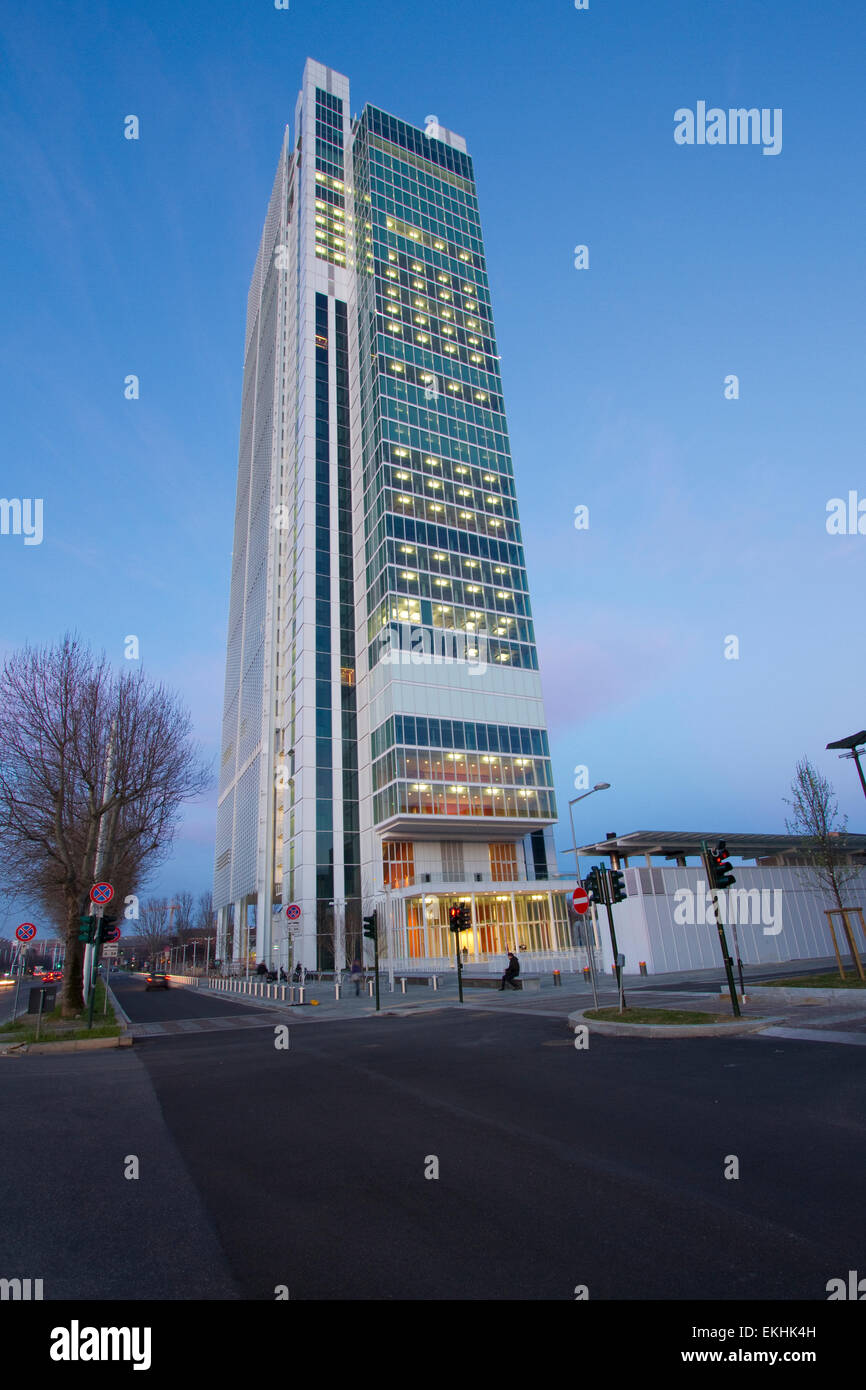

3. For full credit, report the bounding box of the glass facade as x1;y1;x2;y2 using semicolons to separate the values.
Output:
214;62;570;976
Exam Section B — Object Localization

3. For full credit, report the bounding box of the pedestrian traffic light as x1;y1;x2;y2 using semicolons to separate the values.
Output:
609;869;627;904
709;841;736;890
78;915;96;944
449;903;470;933
583;868;602;905
97;914;118;945
363;911;378;941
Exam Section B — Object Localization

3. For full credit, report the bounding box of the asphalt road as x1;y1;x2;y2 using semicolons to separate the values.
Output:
2;988;864;1301
110;971;269;1024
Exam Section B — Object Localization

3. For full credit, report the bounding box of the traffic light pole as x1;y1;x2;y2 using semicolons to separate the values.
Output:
373;928;380;1012
600;868;626;1011
701;841;741;1019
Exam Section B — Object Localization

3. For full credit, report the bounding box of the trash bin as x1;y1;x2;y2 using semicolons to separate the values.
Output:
28;985;57;1014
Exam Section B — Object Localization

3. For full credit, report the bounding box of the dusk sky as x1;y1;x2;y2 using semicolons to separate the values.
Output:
2;0;865;937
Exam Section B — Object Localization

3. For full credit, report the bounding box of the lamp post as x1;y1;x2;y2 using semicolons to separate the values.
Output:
564;784;610;1003
826;731;866;803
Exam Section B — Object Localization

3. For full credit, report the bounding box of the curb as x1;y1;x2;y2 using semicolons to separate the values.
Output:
731;986;866;1007
1;1035;132;1056
568;1007;783;1039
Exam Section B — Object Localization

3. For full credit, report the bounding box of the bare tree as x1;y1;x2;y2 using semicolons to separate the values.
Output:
0;635;211;1014
134;897;171;968
172;890;195;945
784;756;866;973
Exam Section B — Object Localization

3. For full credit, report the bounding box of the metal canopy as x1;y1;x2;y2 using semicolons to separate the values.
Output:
574;830;866;862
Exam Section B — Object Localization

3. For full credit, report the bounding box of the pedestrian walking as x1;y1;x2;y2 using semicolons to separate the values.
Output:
499;952;520;991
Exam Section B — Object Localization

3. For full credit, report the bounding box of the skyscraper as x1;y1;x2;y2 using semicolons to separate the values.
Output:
214;59;571;973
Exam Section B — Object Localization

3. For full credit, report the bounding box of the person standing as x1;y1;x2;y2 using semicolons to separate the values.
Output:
499;952;520;991
350;958;362;996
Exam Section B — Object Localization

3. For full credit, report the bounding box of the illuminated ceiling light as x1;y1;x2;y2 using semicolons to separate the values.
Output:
402;571;418;580
411;261;423;271
425;457;439;466
455;466;468;474
429;504;443;512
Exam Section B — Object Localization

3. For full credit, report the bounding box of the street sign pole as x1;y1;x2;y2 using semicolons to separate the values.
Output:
586;902;600;1011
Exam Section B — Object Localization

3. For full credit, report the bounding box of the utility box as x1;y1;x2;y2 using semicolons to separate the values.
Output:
28;985;57;1014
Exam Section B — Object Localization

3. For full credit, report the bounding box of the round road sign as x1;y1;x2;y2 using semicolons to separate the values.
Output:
104;925;121;943
16;922;37;942
572;887;590;915
90;882;114;905
286;904;301;921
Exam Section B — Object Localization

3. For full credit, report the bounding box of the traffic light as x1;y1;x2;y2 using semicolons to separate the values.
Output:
449;903;470;933
97;914;118;945
78;915;96;944
708;841;736;890
363;911;378;941
609;869;627;904
583;868;602;905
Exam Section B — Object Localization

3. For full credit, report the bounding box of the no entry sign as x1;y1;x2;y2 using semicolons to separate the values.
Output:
16;922;37;942
90;882;114;905
572;887;590;915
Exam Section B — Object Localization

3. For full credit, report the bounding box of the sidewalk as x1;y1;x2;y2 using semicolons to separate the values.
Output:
167;956;866;1043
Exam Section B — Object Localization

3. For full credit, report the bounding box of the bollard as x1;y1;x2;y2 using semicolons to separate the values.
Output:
639;961;648;976
367;979;374;997
431;976;438;991
400;977;406;994
552;970;562;987
335;982;341;1001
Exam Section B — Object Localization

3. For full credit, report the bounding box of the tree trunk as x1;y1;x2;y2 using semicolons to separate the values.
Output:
61;896;85;1015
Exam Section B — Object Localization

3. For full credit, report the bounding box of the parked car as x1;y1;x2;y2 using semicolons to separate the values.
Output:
145;973;170;990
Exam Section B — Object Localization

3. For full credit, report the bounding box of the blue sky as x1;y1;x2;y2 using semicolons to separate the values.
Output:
2;0;865;936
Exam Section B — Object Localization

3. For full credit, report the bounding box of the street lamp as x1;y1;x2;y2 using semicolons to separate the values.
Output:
564;784;610;1001
564;784;612;881
826;731;866;803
